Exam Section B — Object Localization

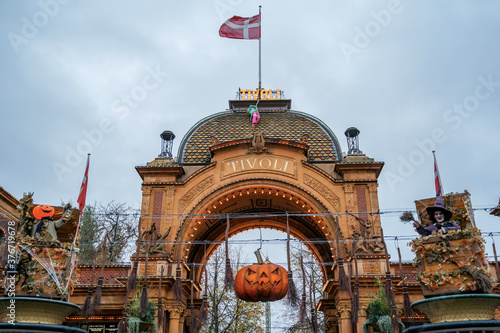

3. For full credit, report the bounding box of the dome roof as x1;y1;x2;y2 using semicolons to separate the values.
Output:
178;110;342;164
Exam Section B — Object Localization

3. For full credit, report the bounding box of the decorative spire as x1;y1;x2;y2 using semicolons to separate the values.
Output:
158;130;175;158
344;127;362;155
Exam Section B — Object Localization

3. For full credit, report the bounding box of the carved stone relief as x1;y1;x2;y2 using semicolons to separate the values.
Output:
247;131;269;154
363;262;381;275
166;305;186;319
336;303;351;320
304;174;341;212
178;177;215;211
343;183;355;235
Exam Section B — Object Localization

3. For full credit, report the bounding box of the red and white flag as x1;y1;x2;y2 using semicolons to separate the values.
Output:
219;14;261;40
432;151;444;196
77;154;90;214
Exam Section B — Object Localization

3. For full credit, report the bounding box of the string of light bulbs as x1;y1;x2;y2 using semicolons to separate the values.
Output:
0;205;498;218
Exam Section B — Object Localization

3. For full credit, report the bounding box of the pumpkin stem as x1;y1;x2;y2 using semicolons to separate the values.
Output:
254;250;264;264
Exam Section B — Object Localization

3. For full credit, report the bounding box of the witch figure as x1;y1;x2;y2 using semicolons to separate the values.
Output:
413;195;461;236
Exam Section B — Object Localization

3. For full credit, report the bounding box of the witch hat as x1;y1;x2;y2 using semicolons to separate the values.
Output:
426;195;452;223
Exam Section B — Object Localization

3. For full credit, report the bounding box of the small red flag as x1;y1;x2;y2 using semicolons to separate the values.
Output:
432;151;444;196
77;154;90;214
219;14;261;40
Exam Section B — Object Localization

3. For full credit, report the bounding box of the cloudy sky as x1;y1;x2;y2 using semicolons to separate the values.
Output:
1;0;500;261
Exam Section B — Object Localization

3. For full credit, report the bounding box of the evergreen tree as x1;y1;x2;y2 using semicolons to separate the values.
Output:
78;205;99;265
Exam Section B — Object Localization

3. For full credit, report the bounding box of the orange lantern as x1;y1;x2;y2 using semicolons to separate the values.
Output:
234;252;288;302
33;204;55;220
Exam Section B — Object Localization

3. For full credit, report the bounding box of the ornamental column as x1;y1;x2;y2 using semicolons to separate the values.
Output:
178;315;185;333
168;307;183;333
337;303;352;333
357;303;369;333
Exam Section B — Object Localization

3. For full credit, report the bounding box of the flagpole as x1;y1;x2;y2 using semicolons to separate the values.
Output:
65;153;91;298
258;5;262;92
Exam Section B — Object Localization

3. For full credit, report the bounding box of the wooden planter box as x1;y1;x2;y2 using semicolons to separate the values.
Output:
415;234;485;297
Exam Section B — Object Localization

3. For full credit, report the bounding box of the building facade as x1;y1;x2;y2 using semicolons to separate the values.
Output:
1;93;432;332
127;94;416;332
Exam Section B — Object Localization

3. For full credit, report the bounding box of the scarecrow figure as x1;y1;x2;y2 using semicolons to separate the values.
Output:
31;203;73;243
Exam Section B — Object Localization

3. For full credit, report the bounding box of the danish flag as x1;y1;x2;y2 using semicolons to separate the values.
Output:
219;14;261;40
433;151;444;196
77;154;90;214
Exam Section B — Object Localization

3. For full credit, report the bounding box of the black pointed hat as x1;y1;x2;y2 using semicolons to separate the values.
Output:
426;195;453;222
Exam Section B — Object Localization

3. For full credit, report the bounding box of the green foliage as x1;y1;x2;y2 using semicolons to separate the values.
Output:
366;279;391;323
363;280;404;333
127;288;156;323
78;206;98;264
377;315;392;333
127;317;141;333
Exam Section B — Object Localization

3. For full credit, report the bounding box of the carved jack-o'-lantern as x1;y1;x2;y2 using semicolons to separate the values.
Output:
235;254;288;302
33;204;55;220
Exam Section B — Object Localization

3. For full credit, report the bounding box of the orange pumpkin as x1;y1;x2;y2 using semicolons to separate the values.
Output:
33;204;55;220
234;260;288;302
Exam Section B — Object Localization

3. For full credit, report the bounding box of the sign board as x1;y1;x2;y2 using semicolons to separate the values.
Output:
80;323;118;333
222;155;296;178
239;89;281;100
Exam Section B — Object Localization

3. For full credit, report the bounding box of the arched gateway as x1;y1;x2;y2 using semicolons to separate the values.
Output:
135;95;386;332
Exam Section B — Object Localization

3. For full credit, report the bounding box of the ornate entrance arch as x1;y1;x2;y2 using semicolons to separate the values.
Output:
178;181;339;282
135;99;385;332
